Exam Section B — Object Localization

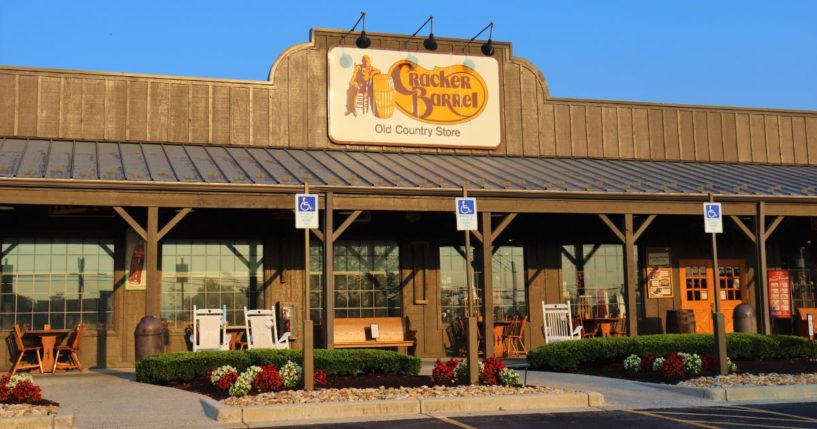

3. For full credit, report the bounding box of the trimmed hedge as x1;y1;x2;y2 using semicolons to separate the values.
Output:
527;333;810;371
136;349;421;384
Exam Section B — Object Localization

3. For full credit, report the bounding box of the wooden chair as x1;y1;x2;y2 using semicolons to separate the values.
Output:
244;306;290;350
542;301;583;343
192;305;229;352
53;323;84;372
610;315;627;336
11;324;43;375
506;315;528;357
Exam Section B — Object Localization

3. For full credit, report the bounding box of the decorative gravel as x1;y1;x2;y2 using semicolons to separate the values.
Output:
0;403;58;418
679;373;817;388
224;385;566;407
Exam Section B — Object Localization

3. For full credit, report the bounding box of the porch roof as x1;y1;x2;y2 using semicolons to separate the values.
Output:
1;138;817;197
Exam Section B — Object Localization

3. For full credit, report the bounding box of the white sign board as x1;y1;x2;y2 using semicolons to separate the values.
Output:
327;47;500;149
295;194;319;229
808;314;814;339
703;202;723;234
455;197;478;231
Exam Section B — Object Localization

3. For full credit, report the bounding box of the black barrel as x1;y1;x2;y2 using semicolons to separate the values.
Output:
733;304;757;333
666;309;697;334
134;316;165;361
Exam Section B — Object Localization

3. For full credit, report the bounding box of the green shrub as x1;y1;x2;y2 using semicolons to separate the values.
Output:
136;349;420;384
527;334;811;371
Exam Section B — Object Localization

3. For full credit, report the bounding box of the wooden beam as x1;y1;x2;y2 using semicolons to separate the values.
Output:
146;207;160;317
633;214;656;242
481;211;494;358
764;216;784;241
756;202;771;334
598;214;625;244
470;230;483;243
310;228;324;242
157;208;192;241
324;192;334;349
113;207;147;240
332;210;362;242
729;215;756;243
492;213;518;239
624;214;637;336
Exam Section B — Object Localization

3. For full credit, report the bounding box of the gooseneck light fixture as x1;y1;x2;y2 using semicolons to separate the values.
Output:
340;11;371;49
407;16;437;51
464;22;495;56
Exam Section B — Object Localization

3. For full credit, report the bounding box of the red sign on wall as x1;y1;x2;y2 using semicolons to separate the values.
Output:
768;270;792;318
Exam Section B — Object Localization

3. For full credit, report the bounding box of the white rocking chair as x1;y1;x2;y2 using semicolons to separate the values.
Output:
244;305;290;350
542;300;583;344
192;305;229;352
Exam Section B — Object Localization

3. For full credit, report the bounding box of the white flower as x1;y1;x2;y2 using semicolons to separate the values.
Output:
623;354;641;373
280;361;303;389
210;365;237;386
680;353;702;375
454;361;484;383
6;374;34;389
652;357;666;372
229;366;261;397
498;368;520;386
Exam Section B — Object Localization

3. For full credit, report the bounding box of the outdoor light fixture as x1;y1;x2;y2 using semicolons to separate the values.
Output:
340;11;371;49
407;16;437;51
464;22;495;56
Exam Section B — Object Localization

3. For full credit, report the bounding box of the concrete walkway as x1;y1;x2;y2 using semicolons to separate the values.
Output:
34;369;223;429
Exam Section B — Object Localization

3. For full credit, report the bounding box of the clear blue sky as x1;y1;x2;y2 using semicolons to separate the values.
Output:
2;1;815;110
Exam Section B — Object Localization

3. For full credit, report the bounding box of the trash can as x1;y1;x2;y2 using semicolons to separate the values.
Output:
666;309;697;334
733;304;757;333
134;316;165;361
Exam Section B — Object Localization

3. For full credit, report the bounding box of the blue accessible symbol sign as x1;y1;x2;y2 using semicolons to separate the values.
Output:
455;197;477;231
295;193;319;229
703;202;722;233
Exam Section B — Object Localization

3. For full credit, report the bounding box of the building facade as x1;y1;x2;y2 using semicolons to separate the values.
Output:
1;29;817;369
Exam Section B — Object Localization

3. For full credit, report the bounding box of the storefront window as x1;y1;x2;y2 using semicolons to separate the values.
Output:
310;240;401;323
439;246;526;324
0;238;115;330
561;244;627;319
161;240;263;328
440;246;483;324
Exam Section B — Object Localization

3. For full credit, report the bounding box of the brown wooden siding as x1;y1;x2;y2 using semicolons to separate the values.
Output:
1;29;815;164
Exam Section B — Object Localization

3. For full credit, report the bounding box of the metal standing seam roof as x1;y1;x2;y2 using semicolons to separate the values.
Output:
2;138;817;197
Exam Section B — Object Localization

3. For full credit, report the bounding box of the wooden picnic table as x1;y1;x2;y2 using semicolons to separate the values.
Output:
226;325;246;350
582;317;621;337
23;329;71;372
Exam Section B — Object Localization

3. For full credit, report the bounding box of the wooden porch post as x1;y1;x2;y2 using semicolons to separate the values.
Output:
146;207;160;317
324;192;334;349
624;214;637;336
481;211;494;358
756;202;771;335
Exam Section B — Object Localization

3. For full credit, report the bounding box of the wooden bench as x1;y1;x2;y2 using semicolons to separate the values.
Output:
333;317;416;349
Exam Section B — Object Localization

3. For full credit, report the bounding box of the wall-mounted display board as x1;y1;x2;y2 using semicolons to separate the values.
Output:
647;248;673;299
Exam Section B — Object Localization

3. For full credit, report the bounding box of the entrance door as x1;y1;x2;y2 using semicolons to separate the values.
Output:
679;259;745;333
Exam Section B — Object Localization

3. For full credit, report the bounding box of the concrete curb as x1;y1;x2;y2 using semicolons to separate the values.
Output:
208;391;605;424
0;408;74;428
650;382;817;401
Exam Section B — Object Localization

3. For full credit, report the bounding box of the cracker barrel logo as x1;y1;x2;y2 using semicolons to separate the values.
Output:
343;55;488;125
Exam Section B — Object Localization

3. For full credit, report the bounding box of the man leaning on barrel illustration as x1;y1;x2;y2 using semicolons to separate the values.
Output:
345;55;381;116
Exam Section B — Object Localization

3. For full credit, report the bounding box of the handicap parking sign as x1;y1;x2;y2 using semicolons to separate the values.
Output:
455;197;477;231
295;194;318;229
703;202;722;233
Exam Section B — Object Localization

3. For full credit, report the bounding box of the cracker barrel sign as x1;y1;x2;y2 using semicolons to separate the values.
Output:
327;48;501;148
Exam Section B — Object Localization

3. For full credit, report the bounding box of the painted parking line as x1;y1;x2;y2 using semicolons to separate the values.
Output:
621;409;719;429
426;414;477;429
682;420;810;429
654;410;812;424
725;404;817;423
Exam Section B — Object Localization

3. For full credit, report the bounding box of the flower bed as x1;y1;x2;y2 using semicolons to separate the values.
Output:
0;373;59;418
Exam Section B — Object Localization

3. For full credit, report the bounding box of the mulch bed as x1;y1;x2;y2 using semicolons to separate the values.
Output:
0;399;59;406
167;373;461;401
571;358;817;385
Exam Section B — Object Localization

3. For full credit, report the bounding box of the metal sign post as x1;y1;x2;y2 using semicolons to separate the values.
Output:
297;183;316;391
457;187;479;385
704;196;728;375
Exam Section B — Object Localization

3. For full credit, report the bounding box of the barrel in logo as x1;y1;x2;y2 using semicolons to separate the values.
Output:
372;74;395;119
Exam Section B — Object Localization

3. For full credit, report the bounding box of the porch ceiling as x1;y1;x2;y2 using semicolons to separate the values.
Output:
2;138;817;198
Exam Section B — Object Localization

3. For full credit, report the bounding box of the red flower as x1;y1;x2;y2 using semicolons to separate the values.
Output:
215;371;238;392
10;381;41;403
480;357;506;386
641;354;657;372
314;370;328;387
701;356;715;372
660;352;685;379
431;358;460;383
252;365;284;393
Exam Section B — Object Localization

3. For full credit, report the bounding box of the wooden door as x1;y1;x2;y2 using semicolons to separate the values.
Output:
679;259;745;333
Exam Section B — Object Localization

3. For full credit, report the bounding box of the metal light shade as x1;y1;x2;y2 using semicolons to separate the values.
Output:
356;31;371;49
423;33;437;51
481;39;494;56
